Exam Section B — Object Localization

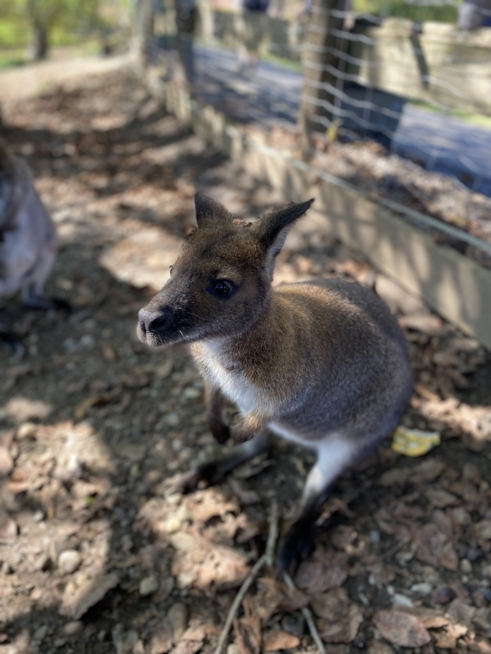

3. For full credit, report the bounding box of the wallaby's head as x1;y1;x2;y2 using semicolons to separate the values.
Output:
137;193;314;347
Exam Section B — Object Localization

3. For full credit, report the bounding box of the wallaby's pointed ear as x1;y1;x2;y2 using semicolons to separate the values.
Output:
253;199;314;272
195;192;232;228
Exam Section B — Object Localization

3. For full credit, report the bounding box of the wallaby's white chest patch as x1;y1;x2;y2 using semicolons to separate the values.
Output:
192;341;262;415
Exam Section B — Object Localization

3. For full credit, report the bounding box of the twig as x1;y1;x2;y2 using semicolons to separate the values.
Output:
265;500;279;569
382;538;410;560
283;572;326;654
214;501;280;654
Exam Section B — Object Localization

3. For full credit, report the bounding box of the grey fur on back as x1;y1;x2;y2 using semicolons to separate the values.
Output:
271;277;413;448
0;140;57;299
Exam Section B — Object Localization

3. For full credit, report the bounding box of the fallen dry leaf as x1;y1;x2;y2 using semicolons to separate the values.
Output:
295;548;349;593
170;531;250;590
413;523;458;571
254;577;309;624
171;626;205;654
367;640;394;654
262;630;300;652
149;623;174;654
312;587;363;644
59;572;120;619
0;446;13;477
374;610;431;648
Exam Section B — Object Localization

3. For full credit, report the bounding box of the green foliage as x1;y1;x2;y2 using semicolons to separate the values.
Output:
2;0;104;33
353;0;460;23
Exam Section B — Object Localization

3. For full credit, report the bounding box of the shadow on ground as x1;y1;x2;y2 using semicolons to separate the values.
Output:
0;65;490;654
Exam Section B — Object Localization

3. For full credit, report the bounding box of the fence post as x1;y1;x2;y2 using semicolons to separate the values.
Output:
134;0;155;65
298;0;348;156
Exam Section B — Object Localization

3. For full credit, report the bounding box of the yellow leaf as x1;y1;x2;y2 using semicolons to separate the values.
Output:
392;427;440;457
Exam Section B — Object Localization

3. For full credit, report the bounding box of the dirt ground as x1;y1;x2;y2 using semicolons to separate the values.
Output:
0;62;490;654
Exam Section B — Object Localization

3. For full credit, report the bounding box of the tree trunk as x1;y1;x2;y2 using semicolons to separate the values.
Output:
298;0;348;156
31;23;48;60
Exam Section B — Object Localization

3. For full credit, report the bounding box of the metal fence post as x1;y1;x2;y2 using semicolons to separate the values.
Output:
298;0;348;157
134;0;156;65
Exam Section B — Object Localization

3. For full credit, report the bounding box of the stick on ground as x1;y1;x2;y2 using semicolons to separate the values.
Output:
283;571;326;654
214;501;279;654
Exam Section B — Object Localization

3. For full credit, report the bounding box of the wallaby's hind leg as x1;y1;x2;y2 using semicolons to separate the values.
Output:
276;435;356;576
172;432;271;494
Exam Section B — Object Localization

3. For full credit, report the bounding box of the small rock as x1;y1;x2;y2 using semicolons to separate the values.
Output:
369;530;380;544
460;558;472;574
139;576;159;597
0;446;13;477
63;621;83;636
392;594;414;608
54;638;66;648
473;587;491;606
167;603;188;643
433;587;456;605
466;547;482;562
33;625;49;641
410;582;432;596
33;510;45;523
58;550;82;575
183;387;200;399
80;334;95;348
0;509;17;544
17;422;37;440
164;413;180;427
227;646;239;654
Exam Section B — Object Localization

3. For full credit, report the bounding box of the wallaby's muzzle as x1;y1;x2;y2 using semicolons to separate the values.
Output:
137;304;176;346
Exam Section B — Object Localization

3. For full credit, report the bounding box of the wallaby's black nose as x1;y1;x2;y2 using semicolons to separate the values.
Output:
138;307;173;335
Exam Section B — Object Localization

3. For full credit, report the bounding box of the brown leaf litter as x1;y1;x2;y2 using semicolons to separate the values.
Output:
0;63;490;654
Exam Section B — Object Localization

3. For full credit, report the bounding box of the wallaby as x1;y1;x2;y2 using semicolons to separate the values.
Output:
137;193;413;572
0;140;68;349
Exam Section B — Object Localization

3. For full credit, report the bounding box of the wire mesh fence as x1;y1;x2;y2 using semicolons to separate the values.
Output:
146;0;491;199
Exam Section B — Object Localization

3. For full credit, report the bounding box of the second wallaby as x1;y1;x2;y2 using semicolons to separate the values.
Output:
137;193;413;572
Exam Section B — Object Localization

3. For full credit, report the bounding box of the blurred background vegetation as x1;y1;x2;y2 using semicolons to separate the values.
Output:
0;0;462;70
0;0;133;68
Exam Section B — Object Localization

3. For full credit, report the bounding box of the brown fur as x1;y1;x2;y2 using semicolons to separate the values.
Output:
137;193;413;572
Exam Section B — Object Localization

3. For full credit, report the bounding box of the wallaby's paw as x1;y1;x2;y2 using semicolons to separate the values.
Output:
275;519;315;578
209;422;231;445
169;460;224;494
169;469;203;494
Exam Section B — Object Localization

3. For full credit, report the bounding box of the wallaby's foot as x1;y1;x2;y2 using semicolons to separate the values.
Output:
23;294;73;313
276;518;315;577
170;459;227;494
170;432;271;495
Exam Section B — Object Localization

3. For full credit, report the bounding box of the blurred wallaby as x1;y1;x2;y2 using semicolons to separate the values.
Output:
137;193;413;572
0;139;58;306
0;140;68;348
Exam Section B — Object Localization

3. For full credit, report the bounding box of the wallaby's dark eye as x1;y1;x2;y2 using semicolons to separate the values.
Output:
211;280;234;297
